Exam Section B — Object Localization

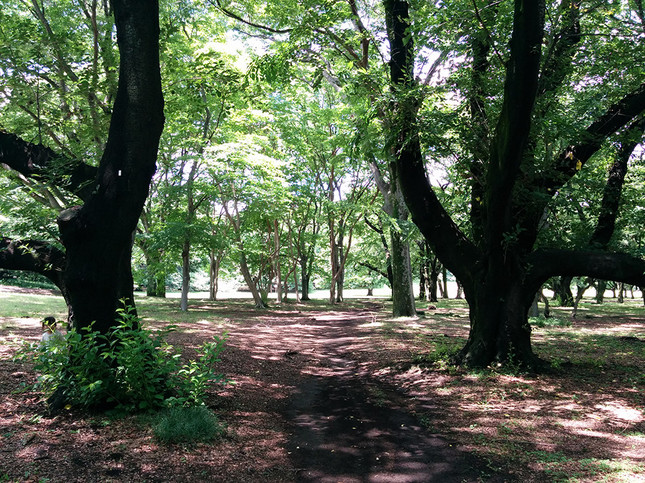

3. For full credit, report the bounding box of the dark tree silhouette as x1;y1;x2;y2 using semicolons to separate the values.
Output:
0;0;164;334
384;0;645;368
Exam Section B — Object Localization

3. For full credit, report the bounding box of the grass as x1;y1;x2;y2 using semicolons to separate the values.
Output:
0;291;67;328
2;289;644;482
152;406;225;444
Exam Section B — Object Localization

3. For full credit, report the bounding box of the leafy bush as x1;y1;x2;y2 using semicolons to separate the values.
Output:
153;406;225;444
17;306;228;412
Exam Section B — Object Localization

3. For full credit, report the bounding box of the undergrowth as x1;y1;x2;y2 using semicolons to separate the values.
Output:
153;406;225;444
16;305;229;412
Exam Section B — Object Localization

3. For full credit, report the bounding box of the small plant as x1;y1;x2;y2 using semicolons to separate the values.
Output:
153;406;225;444
529;315;571;328
412;340;461;366
16;304;228;412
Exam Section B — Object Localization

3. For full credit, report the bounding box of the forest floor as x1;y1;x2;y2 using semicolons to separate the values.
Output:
0;285;644;482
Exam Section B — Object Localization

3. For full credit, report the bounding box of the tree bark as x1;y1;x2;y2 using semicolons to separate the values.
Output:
370;161;416;316
239;251;267;309
57;0;164;333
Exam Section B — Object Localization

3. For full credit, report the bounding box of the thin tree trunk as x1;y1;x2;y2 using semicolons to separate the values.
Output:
595;280;606;303
273;220;282;304
209;249;221;301
571;278;593;319
180;238;190;312
442;267;448;299
239;252;267;309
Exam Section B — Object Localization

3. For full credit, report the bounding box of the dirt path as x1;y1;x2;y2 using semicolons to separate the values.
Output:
221;307;502;482
1;295;509;481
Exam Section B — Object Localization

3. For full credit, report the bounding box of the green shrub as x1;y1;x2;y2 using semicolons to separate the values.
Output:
17;305;228;412
153;406;225;444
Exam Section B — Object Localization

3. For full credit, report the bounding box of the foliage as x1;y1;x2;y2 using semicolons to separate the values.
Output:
16;305;228;412
152;405;225;444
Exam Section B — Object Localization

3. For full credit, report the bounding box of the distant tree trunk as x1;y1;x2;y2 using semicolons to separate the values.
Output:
273;220;282;304
617;282;624;303
528;292;540;318
180;239;190;312
428;256;441;303
595;279;606;303
300;260;311;301
239;252;267;309
554;276;574;306
455;281;463;299
418;262;427;301
336;239;345;303
144;248;166;297
571;278;593;318
442;268;448;299
541;292;551;318
209;249;222;301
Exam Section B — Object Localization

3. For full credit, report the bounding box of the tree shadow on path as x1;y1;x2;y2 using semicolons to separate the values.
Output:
278;311;508;482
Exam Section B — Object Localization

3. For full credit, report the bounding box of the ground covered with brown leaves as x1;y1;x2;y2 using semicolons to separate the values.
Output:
1;286;644;482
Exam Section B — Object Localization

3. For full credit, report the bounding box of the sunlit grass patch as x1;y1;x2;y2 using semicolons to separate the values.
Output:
0;292;67;320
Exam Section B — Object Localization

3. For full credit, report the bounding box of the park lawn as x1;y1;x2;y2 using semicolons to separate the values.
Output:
0;285;643;482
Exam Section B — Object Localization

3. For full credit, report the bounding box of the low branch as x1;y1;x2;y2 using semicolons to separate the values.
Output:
356;261;389;281
0;131;98;200
527;249;645;289
0;237;66;290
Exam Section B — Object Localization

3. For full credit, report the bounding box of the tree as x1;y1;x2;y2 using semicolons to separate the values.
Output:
0;0;164;333
217;0;418;314
385;0;645;367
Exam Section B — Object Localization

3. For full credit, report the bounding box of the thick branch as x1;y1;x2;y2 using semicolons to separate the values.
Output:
484;0;545;245
541;83;645;193
527;249;645;289
0;237;66;290
590;117;645;248
0;130;98;200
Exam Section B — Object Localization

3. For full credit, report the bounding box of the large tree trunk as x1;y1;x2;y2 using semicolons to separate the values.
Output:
57;0;164;333
455;256;538;368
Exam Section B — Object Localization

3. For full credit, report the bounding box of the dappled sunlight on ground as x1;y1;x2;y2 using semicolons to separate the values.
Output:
2;290;644;481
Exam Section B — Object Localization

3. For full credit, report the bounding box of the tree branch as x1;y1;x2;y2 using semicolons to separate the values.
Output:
527;249;645;289
0;237;66;290
484;0;545;245
589;116;645;248
212;0;291;34
0;130;98;200
541;82;645;194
